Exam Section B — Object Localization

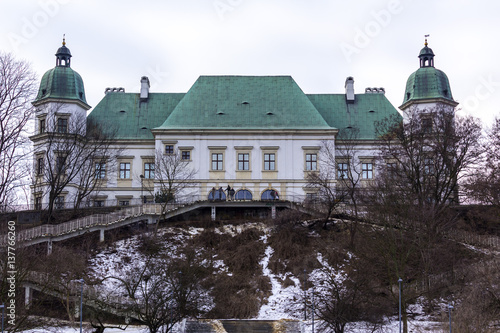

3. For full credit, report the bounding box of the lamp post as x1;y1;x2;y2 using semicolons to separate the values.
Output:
398;277;402;333
140;174;145;207
311;288;315;333
448;303;453;333
303;269;307;321
79;279;84;333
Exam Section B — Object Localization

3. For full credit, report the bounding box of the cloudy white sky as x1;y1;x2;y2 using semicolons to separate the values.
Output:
1;0;499;125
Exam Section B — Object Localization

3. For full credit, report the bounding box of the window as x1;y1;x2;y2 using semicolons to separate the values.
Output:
208;188;226;201
56;156;66;174
39;119;46;134
181;151;190;160
95;162;106;179
261;189;279;200
165;145;174;154
337;162;348;179
35;197;42;210
238;153;249;170
119;200;130;206
94;200;104;207
57;118;68;133
235;189;252;200
422;118;432;133
119;162;131;179
36;157;44;175
305;153;317;171
212;153;223;170
264;153;275;171
362;163;373;179
55;196;64;210
386;162;398;177
305;193;318;202
144;162;155;179
424;158;434;175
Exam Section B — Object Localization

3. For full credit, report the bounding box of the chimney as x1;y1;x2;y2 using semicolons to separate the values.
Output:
140;76;150;101
345;76;355;103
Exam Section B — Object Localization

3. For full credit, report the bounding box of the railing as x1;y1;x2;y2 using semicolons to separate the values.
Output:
0;195;317;247
0;203;174;246
25;271;132;312
2;193;313;212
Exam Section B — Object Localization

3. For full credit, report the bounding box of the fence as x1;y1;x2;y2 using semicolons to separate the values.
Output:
0;203;170;246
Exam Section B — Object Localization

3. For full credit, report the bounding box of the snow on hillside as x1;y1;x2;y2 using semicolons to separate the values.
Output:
21;224;443;332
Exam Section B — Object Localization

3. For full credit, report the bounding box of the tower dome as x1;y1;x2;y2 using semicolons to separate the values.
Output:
33;38;89;108
400;40;457;109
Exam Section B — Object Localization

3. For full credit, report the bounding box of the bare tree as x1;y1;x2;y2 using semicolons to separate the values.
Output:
464;116;500;206
306;128;365;247
32;111;116;222
313;258;387;333
112;248;210;333
374;106;482;234
35;246;88;324
0;53;37;211
361;105;483;333
71;118;119;210
149;148;196;233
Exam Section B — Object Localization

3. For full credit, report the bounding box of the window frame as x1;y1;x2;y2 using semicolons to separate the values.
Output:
305;153;317;171
95;162;106;179
55;196;65;210
238;153;250;171
39;118;46;134
144;162;155;179
57;117;68;133
211;153;224;171
181;151;190;161
362;162;373;179
56;155;67;174
264;153;275;171
119;162;131;179
36;157;44;176
35;196;42;210
337;162;349;179
165;145;174;155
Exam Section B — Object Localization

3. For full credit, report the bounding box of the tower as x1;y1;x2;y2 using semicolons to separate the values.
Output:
32;37;91;135
400;39;458;113
31;38;91;211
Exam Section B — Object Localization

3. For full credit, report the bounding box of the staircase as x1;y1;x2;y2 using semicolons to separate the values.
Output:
183;320;303;333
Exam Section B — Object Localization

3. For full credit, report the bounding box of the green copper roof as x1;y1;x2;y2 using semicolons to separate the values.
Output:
307;93;401;140
155;76;331;130
87;92;185;139
87;76;401;140
34;66;89;106
402;67;454;105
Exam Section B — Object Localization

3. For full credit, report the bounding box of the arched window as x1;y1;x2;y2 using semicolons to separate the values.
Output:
261;189;279;200
208;188;226;201
235;189;252;201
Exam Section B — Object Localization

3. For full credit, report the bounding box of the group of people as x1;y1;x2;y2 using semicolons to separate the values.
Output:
210;185;235;201
209;186;279;201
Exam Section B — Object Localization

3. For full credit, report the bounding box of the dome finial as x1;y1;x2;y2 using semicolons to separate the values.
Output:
424;34;429;46
62;34;66;46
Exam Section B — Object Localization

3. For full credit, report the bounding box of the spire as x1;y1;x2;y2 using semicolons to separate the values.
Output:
55;35;72;67
418;35;434;68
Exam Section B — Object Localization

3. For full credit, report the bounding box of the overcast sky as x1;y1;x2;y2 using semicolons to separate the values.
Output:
1;0;499;125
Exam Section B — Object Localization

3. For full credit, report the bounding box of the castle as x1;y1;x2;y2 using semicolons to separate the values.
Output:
30;39;456;209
